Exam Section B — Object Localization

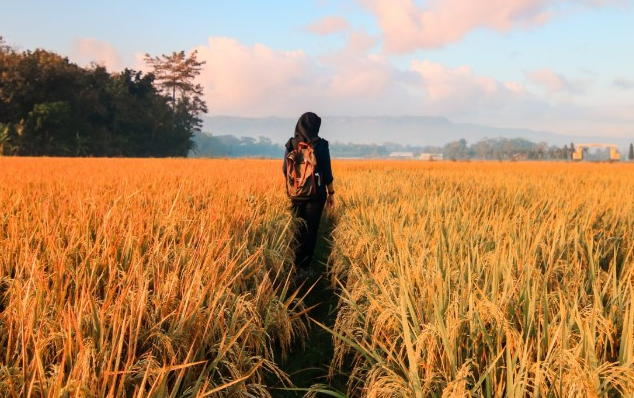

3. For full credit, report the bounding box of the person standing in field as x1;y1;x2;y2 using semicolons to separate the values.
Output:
283;112;335;276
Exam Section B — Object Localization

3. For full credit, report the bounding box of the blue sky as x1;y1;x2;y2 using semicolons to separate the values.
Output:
1;0;633;140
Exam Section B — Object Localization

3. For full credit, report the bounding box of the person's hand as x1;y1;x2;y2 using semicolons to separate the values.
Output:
327;194;335;209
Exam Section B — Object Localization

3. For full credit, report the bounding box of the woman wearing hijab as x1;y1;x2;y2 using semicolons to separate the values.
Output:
283;112;335;275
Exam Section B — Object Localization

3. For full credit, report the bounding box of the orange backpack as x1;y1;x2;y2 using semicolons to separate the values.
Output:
286;140;319;200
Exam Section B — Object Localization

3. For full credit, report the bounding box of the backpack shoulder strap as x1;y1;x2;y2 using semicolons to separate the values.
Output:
310;137;320;147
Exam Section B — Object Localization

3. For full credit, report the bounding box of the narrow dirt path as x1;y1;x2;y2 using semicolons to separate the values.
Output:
271;215;349;397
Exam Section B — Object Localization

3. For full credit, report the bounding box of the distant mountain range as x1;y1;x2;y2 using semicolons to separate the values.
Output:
201;115;631;152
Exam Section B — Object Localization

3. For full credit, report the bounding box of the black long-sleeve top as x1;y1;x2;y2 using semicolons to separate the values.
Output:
283;138;334;202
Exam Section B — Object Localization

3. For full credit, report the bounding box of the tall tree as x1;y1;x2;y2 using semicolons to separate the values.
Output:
143;51;208;156
0;36;12;54
144;51;207;124
443;138;469;160
629;143;634;161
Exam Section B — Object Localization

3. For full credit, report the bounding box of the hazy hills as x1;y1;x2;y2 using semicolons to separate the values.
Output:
202;116;630;151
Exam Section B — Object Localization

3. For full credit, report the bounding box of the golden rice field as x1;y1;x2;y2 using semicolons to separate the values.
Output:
0;158;305;397
1;157;634;397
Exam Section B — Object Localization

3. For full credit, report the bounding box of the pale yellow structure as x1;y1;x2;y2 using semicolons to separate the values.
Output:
572;143;620;161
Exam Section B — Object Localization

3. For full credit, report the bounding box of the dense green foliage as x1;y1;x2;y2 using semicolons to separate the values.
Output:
0;38;205;157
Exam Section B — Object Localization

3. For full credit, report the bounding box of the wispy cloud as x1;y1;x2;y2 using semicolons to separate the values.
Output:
71;38;123;71
356;0;623;52
410;60;536;118
321;35;395;100
343;29;378;54
306;16;349;35
525;68;587;95
613;77;634;89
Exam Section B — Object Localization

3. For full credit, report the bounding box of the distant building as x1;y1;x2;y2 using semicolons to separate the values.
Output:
389;152;414;159
419;153;443;161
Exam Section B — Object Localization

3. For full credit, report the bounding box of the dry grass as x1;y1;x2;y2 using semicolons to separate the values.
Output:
0;158;307;397
328;161;634;397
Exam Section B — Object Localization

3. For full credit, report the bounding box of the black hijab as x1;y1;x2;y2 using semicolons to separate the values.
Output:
285;112;321;151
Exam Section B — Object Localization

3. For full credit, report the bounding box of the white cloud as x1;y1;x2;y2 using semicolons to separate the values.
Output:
189;35;543;120
317;29;392;105
356;0;624;52
306;16;349;35
190;35;409;116
71;38;124;71
192;37;324;117
526;68;587;95
410;59;534;117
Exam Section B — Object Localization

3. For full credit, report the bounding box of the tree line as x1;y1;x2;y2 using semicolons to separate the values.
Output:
0;37;206;157
190;133;282;158
444;138;569;161
192;133;634;161
442;138;634;162
189;132;439;159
